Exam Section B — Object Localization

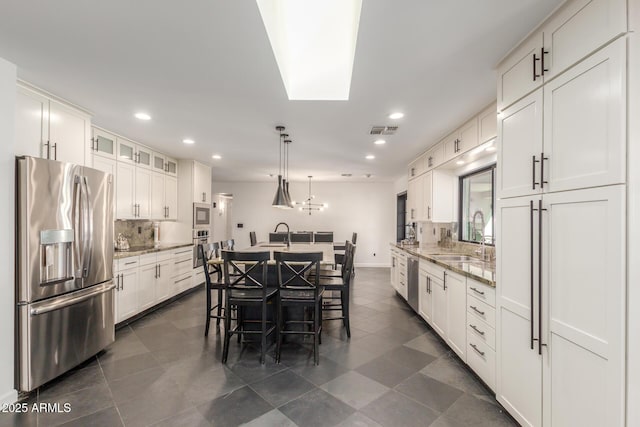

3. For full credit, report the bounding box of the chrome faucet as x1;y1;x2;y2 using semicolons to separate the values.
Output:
274;222;290;247
471;210;487;260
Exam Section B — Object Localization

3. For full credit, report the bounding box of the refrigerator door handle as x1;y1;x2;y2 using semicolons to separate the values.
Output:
30;283;115;316
72;175;83;278
81;176;93;279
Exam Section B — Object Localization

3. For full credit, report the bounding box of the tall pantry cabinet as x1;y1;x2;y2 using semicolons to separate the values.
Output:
495;0;628;425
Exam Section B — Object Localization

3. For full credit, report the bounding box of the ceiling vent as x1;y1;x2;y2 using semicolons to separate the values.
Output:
369;126;399;135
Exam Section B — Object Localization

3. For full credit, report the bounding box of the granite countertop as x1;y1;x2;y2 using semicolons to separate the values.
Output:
114;242;193;259
391;243;496;287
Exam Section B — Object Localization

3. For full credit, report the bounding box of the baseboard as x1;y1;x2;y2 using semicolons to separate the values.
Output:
354;263;390;268
0;389;17;404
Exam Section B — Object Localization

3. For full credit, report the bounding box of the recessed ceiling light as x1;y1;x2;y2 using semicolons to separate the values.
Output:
134;112;151;121
374;139;386;145
183;139;195;144
389;112;404;119
485;146;496;152
366;154;375;160
212;154;222;160
456;160;465;165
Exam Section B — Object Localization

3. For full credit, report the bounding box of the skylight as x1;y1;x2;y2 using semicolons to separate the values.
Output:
256;0;363;101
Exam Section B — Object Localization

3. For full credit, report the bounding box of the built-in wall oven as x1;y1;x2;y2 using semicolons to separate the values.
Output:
193;229;210;269
193;203;211;229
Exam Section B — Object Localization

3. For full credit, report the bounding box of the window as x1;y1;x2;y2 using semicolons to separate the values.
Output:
459;165;495;245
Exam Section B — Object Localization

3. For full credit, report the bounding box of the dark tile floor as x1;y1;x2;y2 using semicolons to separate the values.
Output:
0;268;518;427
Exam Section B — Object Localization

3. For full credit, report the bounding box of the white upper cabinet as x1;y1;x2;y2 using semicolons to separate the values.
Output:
117;138;137;165
116;162;136;219
408;156;426;180
15;84;90;166
478;103;497;144
152;152;177;176
165;176;178;220
542;38;626;193
444;118;478;162
497;33;544;111
151;172;166;220
135;167;152;219
165;156;178;177
136;145;153;170
497;90;544;199
15;87;47;159
193;161;212;203
499;38;626;200
407;175;424;222
425;143;444;171
497;0;626;111
91;128;116;160
541;0;626;82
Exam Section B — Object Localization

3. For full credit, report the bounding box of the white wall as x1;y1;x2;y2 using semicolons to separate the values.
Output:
627;2;639;424
212;181;395;266
0;57;17;403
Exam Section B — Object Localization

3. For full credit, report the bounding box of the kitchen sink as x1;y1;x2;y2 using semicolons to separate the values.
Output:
432;254;483;263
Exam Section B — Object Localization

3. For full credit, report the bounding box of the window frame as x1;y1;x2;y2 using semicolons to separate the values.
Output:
458;164;496;246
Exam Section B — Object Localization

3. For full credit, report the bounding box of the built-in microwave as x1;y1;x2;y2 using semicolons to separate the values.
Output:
193;203;211;229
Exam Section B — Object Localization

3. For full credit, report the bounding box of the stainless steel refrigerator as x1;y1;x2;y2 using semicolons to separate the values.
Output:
16;156;115;392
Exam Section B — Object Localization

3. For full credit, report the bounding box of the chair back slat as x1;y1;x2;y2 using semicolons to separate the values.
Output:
249;231;257;246
222;251;270;291
199;242;221;286
274;251;322;290
313;232;333;243
269;232;289;243
290;232;313;243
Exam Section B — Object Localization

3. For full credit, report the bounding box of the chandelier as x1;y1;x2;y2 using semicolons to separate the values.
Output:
296;176;328;215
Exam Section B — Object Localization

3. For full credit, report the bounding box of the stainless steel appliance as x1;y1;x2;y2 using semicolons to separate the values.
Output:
193;229;210;268
193;202;211;229
407;255;419;311
16;156;115;392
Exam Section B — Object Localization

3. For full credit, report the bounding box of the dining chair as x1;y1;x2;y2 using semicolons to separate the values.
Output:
199;243;225;336
249;231;257;246
269;232;289;243
222;251;277;364
313;232;333;243
274;251;324;365
319;242;356;338
290;232;313;243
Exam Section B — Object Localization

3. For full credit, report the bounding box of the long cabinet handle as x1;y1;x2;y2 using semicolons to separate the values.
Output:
45;140;51;159
175;259;191;265
443;271;447;291
53;143;57;160
530;200;536;350
470;305;485;316
120;273;124;290
538;199;547;355
470;324;485;336
470;343;485;357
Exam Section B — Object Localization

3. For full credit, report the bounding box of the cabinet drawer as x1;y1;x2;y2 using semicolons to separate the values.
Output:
173;256;192;277
467;311;496;350
467;295;495;327
139;253;157;266
466;279;495;308
172;247;193;258
156;250;172;262
466;333;496;392
173;273;192;292
116;256;139;271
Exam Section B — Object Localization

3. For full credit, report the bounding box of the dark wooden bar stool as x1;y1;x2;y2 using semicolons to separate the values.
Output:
222;251;277;364
319;242;356;338
199;243;225;336
274;251;324;365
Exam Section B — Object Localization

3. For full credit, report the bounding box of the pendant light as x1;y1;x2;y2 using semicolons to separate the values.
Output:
272;126;288;208
283;138;294;208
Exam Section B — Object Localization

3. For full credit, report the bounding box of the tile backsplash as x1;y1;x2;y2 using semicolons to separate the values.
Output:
114;220;156;248
419;221;495;260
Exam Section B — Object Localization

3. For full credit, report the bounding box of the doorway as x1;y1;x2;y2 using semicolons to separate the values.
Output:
396;192;407;243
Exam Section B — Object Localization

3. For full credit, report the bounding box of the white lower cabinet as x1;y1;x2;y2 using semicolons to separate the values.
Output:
418;263;433;324
396;252;408;300
446;270;467;362
466;278;497;391
114;258;140;324
496;185;625;426
114;246;197;323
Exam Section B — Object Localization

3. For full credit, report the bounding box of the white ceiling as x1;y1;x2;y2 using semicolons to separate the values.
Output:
0;0;562;182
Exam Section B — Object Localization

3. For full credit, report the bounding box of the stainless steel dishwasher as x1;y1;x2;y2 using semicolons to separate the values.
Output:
406;255;419;311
